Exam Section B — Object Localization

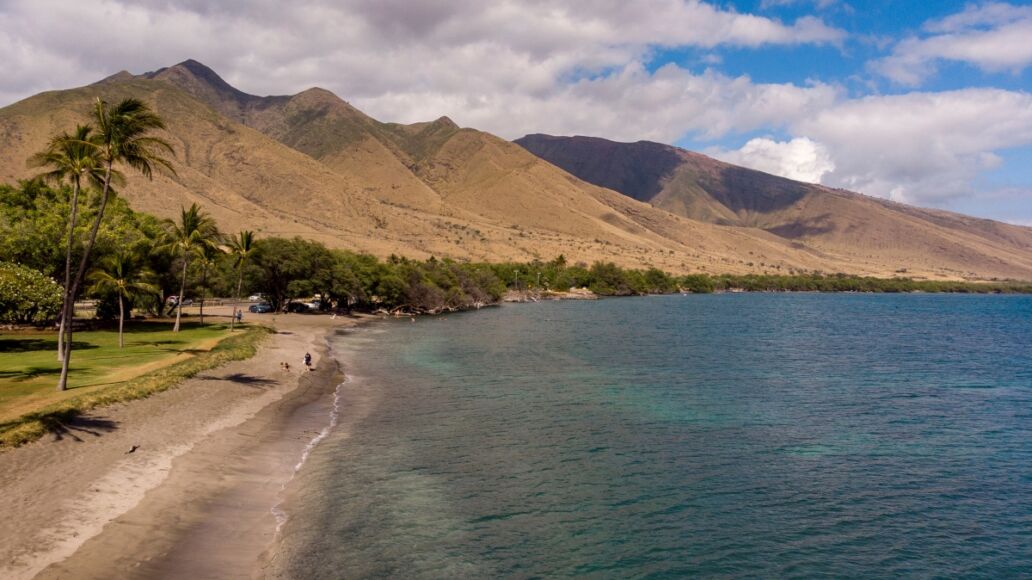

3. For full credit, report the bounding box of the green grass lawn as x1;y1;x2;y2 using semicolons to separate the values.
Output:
0;320;270;447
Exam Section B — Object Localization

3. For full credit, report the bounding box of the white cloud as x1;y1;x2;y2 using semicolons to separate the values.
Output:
1;0;1031;217
708;88;1032;208
711;137;835;183
793;89;1032;204
760;0;842;11
871;2;1032;86
0;0;844;106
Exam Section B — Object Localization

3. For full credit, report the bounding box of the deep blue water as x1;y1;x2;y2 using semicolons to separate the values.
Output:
279;294;1032;578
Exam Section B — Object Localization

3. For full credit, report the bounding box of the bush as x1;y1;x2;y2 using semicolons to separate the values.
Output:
0;261;63;324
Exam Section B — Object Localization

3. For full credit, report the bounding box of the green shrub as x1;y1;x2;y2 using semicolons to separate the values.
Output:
0;261;62;324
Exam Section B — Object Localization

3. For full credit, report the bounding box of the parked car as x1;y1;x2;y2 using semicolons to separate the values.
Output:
249;303;273;313
166;296;193;306
285;301;310;313
248;294;266;302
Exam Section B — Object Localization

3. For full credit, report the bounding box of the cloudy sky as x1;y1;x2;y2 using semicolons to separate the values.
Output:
3;0;1032;222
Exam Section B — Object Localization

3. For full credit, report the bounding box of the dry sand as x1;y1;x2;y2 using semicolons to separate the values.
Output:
0;309;372;579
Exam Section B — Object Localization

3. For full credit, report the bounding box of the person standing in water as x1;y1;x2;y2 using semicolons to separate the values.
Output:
304;352;312;370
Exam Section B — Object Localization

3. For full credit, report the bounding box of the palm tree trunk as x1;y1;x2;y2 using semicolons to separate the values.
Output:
118;294;125;348
57;164;113;391
199;264;206;325
231;269;243;331
57;179;82;362
173;256;188;333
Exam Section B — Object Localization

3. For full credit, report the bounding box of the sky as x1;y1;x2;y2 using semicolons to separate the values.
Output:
2;0;1032;222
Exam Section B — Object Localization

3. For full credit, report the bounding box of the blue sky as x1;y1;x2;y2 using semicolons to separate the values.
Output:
2;0;1031;222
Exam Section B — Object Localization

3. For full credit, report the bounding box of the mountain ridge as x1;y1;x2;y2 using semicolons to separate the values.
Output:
516;133;1032;278
2;59;1031;280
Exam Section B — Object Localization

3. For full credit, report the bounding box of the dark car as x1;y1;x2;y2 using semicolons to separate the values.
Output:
285;301;310;313
249;303;273;313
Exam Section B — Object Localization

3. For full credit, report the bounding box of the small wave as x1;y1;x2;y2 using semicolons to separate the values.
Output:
271;374;349;533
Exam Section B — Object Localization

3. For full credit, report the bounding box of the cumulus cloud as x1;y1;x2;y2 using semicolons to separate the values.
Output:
0;0;843;142
711;137;835;183
794;89;1032;204
0;0;1030;216
707;88;1032;207
0;0;844;105
871;2;1032;85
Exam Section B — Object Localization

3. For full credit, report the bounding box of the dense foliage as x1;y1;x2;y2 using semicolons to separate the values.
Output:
2;179;1031;325
0;261;63;324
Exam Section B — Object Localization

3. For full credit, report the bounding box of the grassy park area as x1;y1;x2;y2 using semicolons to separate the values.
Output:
0;320;269;447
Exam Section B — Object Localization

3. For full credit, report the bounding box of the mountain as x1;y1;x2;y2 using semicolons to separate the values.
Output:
516;134;1032;279
1;59;1031;280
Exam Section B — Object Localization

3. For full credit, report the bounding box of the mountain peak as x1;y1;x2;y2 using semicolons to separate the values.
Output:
93;70;134;85
142;59;257;108
295;86;344;104
433;116;458;129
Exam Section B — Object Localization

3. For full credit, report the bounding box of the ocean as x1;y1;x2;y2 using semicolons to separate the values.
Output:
273;294;1032;578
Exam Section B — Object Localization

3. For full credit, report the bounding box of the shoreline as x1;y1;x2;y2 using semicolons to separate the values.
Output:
0;309;370;579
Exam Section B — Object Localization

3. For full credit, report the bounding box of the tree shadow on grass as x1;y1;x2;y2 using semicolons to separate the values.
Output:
148;340;187;347
0;366;62;380
158;348;208;355
120;321;228;334
0;339;98;353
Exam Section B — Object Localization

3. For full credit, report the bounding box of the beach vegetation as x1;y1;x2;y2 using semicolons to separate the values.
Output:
53;97;175;391
160;203;220;332
227;230;257;330
0;322;269;448
0;261;63;325
86;252;160;347
27;124;112;363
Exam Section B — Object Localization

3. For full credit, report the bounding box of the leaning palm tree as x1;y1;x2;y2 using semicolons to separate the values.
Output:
162;203;219;332
87;253;159;348
56;97;174;391
27;125;115;361
227;230;257;330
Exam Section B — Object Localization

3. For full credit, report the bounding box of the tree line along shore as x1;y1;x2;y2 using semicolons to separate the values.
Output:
1;97;1031;446
4;173;1032;333
2;96;1032;342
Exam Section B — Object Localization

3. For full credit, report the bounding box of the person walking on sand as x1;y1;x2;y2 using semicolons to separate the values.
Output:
304;352;312;370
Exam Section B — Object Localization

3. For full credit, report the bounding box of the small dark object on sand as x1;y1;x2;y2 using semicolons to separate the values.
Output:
126;445;140;454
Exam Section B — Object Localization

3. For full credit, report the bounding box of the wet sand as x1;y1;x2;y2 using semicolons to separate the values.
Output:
0;309;371;579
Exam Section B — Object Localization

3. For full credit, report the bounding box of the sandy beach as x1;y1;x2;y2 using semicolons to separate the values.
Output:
0;309;370;579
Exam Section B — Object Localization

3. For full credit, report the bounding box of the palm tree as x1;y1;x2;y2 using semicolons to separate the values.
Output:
55;98;174;391
27;125;114;361
87;253;159;348
162;204;219;332
227;230;257;330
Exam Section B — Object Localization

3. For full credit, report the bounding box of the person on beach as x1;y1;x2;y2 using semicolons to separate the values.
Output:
304;352;312;370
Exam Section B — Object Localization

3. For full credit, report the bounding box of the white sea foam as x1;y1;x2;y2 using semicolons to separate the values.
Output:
271;366;349;532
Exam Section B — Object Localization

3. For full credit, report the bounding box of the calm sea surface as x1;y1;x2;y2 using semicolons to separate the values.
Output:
276;294;1032;578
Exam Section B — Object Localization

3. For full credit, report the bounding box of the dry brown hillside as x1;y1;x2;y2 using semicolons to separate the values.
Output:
517;134;1032;279
2;60;1031;280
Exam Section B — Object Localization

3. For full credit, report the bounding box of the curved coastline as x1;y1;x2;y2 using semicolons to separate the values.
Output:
0;310;369;579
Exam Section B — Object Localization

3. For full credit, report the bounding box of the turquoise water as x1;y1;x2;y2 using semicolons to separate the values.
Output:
278;294;1032;578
